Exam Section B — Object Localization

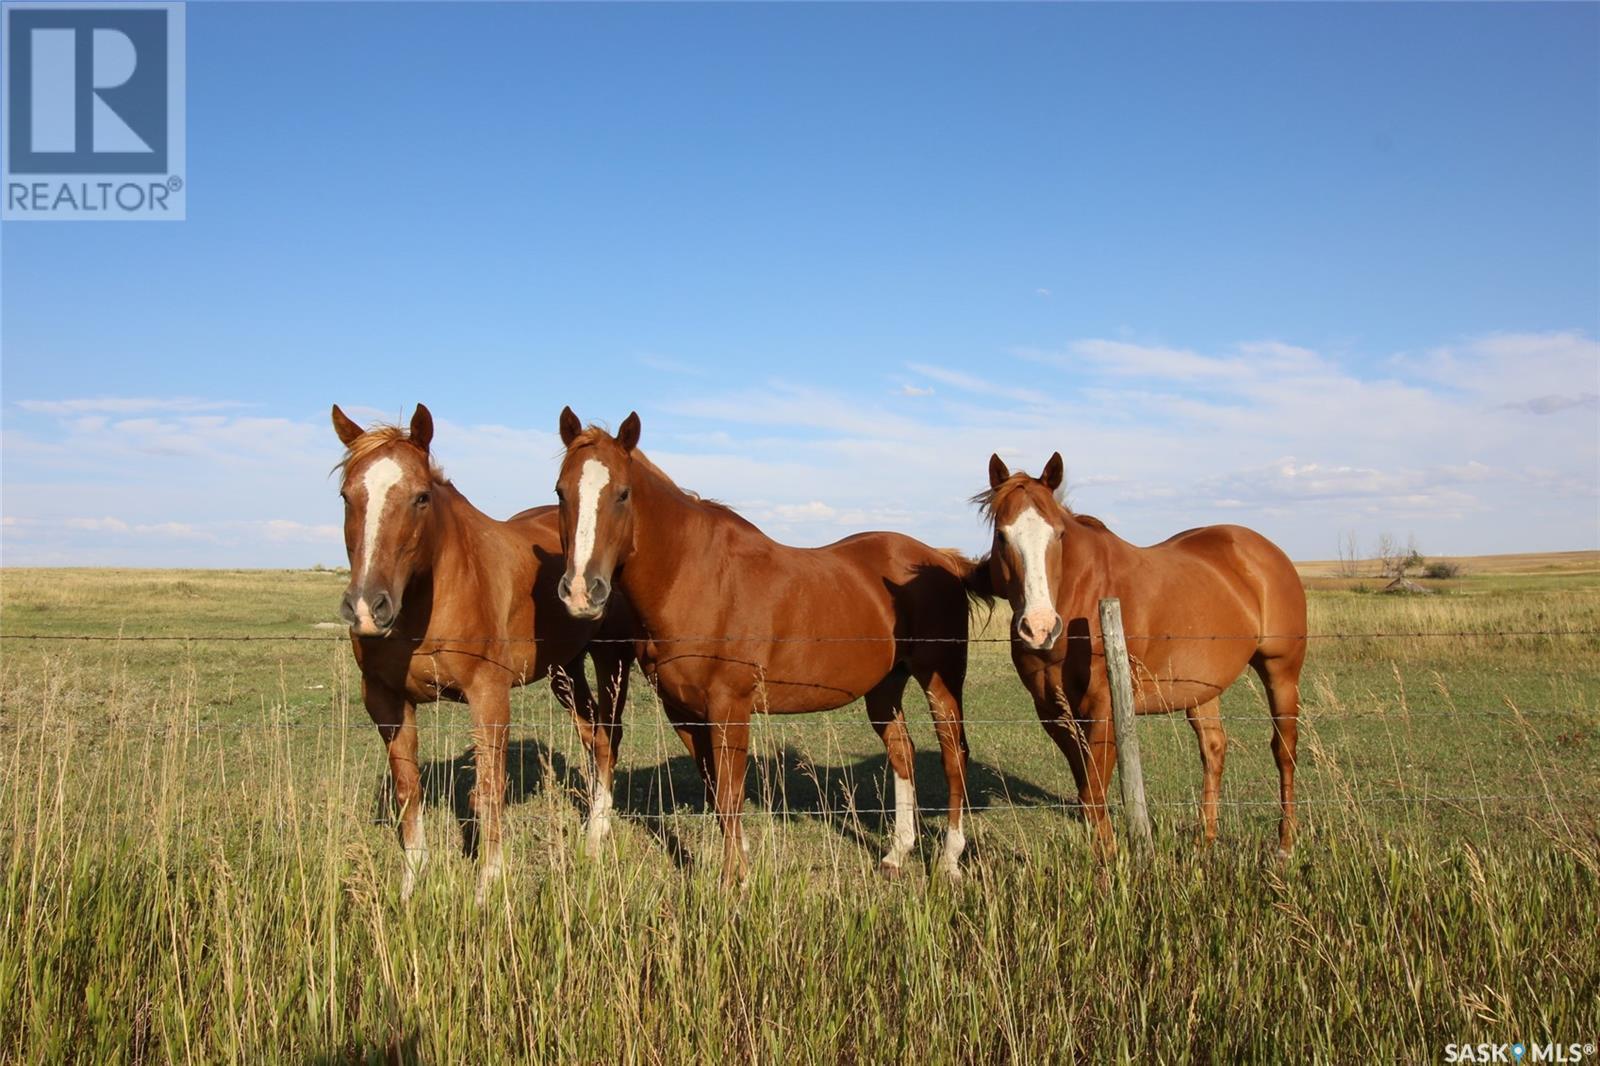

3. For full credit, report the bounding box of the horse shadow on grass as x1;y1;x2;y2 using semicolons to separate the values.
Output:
612;743;1078;869
370;737;582;859
370;735;1078;870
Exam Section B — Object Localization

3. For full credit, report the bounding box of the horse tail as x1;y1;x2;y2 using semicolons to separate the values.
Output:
939;549;996;609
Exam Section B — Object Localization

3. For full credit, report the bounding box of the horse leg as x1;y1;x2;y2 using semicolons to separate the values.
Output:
364;678;427;899
1032;690;1090;818
467;682;511;903
1253;650;1304;858
662;699;715;808
554;659;609;853
708;706;752;886
1185;697;1227;846
915;664;970;881
583;642;632;853
865;670;916;875
1081;711;1119;859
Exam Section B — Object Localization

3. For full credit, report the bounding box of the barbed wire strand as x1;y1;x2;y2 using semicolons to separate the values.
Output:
3;629;1598;644
4;708;1590;732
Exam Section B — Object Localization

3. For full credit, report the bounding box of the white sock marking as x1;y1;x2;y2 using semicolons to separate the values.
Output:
884;772;916;867
940;826;967;877
400;816;428;898
571;458;611;587
587;784;613;838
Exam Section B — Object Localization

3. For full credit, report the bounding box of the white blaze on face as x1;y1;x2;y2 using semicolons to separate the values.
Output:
354;457;404;625
1003;506;1056;615
570;458;612;588
358;457;404;580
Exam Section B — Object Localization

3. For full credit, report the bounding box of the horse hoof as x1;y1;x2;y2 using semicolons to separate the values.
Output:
878;860;905;880
475;864;504;906
936;862;964;884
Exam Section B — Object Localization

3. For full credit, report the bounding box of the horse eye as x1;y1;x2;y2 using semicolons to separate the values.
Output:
617;487;630;502
415;492;430;507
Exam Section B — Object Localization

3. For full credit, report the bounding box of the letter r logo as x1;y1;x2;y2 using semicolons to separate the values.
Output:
5;7;168;173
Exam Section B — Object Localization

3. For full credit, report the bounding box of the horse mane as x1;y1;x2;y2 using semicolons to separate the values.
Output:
567;425;755;528
334;424;445;482
970;475;1107;532
634;449;761;530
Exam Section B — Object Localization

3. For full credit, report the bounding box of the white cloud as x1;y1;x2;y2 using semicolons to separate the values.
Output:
3;332;1596;568
15;397;247;416
263;519;343;543
66;516;131;533
904;362;1047;406
59;517;213;539
768;501;837;522
1498;393;1599;415
1391;330;1600;405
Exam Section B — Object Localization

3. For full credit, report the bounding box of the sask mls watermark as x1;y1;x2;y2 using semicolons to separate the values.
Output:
1445;1042;1597;1063
2;1;185;220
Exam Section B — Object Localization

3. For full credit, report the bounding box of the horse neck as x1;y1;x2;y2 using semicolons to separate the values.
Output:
1056;508;1117;612
619;457;725;626
418;481;484;594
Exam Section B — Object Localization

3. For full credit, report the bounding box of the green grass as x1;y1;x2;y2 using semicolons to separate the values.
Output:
2;566;1598;1062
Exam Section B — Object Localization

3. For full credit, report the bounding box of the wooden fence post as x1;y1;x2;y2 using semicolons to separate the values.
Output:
1098;597;1153;852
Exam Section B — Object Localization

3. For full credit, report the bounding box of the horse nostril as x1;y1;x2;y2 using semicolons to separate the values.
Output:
371;591;393;624
558;574;573;600
339;592;357;624
589;576;610;607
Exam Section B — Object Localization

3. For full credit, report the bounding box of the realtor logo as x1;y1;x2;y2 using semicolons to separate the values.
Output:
3;2;185;220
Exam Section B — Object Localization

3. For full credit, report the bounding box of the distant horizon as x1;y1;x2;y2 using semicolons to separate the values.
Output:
3;546;1597;575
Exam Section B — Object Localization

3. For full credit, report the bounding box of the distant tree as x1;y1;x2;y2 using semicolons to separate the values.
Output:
1374;532;1425;579
1399;534;1426;578
1374;533;1400;578
1336;530;1362;578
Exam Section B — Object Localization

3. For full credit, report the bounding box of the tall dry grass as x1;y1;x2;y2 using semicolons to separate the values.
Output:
1;567;1597;1061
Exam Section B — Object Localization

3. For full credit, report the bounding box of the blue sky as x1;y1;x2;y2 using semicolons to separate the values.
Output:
3;2;1597;566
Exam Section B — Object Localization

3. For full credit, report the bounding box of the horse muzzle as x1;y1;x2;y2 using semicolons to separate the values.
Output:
1016;609;1064;651
341;586;399;636
558;572;611;619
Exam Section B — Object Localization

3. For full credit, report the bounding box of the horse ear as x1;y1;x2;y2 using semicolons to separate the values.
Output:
1042;452;1065;492
409;404;434;453
331;405;363;447
617;411;641;453
988;453;1010;489
559;406;582;447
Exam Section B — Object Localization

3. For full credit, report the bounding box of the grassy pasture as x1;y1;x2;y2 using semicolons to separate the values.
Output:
1;562;1597;1062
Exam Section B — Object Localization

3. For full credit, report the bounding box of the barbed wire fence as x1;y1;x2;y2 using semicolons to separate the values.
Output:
1;622;1596;845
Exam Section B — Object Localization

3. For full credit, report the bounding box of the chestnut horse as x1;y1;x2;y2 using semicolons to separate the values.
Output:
550;407;987;883
975;453;1307;857
332;403;634;901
